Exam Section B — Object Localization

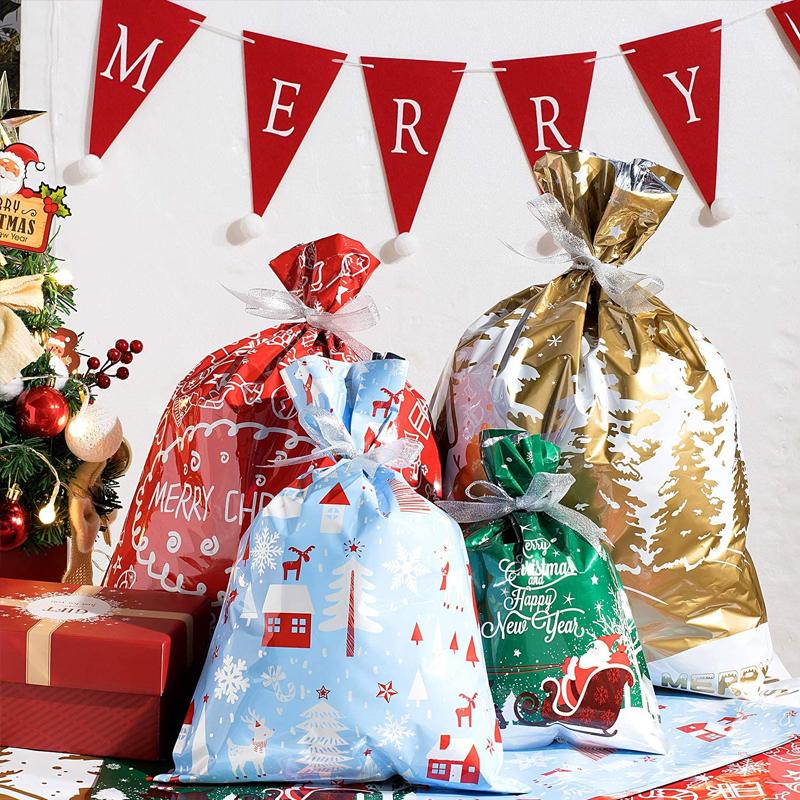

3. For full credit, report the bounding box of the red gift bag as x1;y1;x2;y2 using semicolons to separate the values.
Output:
105;234;441;604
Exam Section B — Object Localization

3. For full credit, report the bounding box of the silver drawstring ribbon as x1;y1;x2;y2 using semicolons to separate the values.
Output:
265;406;422;478
224;286;379;359
505;193;663;315
438;472;611;553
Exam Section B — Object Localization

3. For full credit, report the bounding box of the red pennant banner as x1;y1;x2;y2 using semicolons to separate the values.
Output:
90;0;203;159
492;52;596;174
361;57;465;234
243;34;345;216
623;22;721;206
772;0;800;60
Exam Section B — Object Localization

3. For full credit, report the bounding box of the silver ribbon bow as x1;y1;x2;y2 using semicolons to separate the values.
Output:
509;193;663;315
267;406;422;477
438;472;611;553
224;286;379;359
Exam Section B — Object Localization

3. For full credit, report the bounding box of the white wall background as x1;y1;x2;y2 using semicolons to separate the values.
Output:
19;0;800;670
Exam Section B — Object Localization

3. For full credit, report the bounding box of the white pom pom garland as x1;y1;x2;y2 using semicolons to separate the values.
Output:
710;197;734;222
0;375;24;402
239;213;264;240
75;154;103;181
393;232;419;258
65;403;124;462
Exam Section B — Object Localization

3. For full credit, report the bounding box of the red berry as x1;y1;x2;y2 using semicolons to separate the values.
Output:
96;374;111;389
130;340;143;354
120;351;133;364
116;367;129;380
107;348;121;363
115;339;129;352
87;356;101;370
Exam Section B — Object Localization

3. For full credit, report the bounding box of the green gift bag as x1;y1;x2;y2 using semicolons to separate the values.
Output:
441;430;665;753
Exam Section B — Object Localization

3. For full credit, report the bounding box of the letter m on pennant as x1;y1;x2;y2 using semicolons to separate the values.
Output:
89;0;204;158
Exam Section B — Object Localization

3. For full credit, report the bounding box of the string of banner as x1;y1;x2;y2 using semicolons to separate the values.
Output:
70;0;800;255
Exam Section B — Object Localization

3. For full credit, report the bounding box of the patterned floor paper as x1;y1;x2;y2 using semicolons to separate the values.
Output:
83;684;800;799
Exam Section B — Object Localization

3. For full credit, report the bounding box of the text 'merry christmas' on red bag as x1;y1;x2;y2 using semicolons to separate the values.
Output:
105;234;441;604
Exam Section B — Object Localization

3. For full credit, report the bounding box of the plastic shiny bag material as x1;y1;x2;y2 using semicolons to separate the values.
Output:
105;234;441;605
155;356;520;793
458;429;664;753
432;151;771;698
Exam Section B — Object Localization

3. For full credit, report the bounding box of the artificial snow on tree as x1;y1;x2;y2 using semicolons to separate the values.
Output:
156;357;516;792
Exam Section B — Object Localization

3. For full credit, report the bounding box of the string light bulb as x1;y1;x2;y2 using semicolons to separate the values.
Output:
38;499;57;525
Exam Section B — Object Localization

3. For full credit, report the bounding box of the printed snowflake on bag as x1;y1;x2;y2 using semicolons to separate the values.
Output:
375;710;413;750
213;654;250;704
382;543;431;593
252;528;283;576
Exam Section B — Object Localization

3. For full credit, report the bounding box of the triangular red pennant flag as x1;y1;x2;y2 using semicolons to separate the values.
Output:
361;57;465;234
243;33;345;216
623;22;721;205
320;483;350;506
90;0;203;159
492;52;596;175
771;0;800;60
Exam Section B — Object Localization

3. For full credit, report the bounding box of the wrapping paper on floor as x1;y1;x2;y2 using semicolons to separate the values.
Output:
155;356;519;792
432;150;771;698
104;234;441;607
94;682;800;798
440;429;664;753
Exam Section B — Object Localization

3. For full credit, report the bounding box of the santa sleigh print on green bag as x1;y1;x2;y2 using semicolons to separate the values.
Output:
440;431;665;753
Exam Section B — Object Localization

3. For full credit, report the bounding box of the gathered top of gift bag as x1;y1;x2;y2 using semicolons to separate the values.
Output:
269;233;380;312
534;150;683;265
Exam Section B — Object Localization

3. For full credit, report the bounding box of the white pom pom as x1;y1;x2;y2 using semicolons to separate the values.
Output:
0;375;24;402
710;197;735;222
65;404;123;462
239;213;264;240
75;154;103;181
393;232;419;258
35;161;46;172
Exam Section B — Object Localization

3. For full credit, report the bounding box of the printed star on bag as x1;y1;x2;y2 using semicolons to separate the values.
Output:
376;680;398;702
382;543;431;592
213;654;250;704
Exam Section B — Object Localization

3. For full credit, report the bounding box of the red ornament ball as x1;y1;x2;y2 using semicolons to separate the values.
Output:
115;339;129;352
87;356;101;370
0;492;29;551
116;367;129;380
120;351;133;364
96;374;112;389
15;386;70;437
107;348;121;363
130;339;143;354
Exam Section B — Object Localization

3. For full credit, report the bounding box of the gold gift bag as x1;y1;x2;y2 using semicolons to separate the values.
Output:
432;150;771;698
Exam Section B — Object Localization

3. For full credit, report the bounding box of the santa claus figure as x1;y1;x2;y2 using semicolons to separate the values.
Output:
0;143;45;196
558;634;631;709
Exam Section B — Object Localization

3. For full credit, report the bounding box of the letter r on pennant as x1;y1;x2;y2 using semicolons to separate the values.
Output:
99;23;164;93
391;98;429;155
662;66;702;124
529;95;571;152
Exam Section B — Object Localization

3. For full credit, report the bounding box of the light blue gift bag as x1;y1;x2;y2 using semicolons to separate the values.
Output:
156;356;520;792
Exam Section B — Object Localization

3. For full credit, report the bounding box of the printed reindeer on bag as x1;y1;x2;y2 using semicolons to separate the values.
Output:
282;546;315;581
228;710;276;780
456;693;478;728
373;387;404;420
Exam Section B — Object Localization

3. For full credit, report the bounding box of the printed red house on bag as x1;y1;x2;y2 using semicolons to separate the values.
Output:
262;585;313;648
426;735;481;784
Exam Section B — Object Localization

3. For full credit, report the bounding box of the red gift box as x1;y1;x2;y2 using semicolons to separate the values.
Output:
0;578;211;760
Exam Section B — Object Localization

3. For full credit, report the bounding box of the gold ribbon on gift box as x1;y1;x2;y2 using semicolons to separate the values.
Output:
0;585;195;687
0;274;46;384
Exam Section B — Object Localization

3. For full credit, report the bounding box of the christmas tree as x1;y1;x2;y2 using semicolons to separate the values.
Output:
297;699;351;778
0;119;140;572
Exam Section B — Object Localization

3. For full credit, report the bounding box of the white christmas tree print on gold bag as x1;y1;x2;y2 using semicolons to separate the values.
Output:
432;150;771;699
